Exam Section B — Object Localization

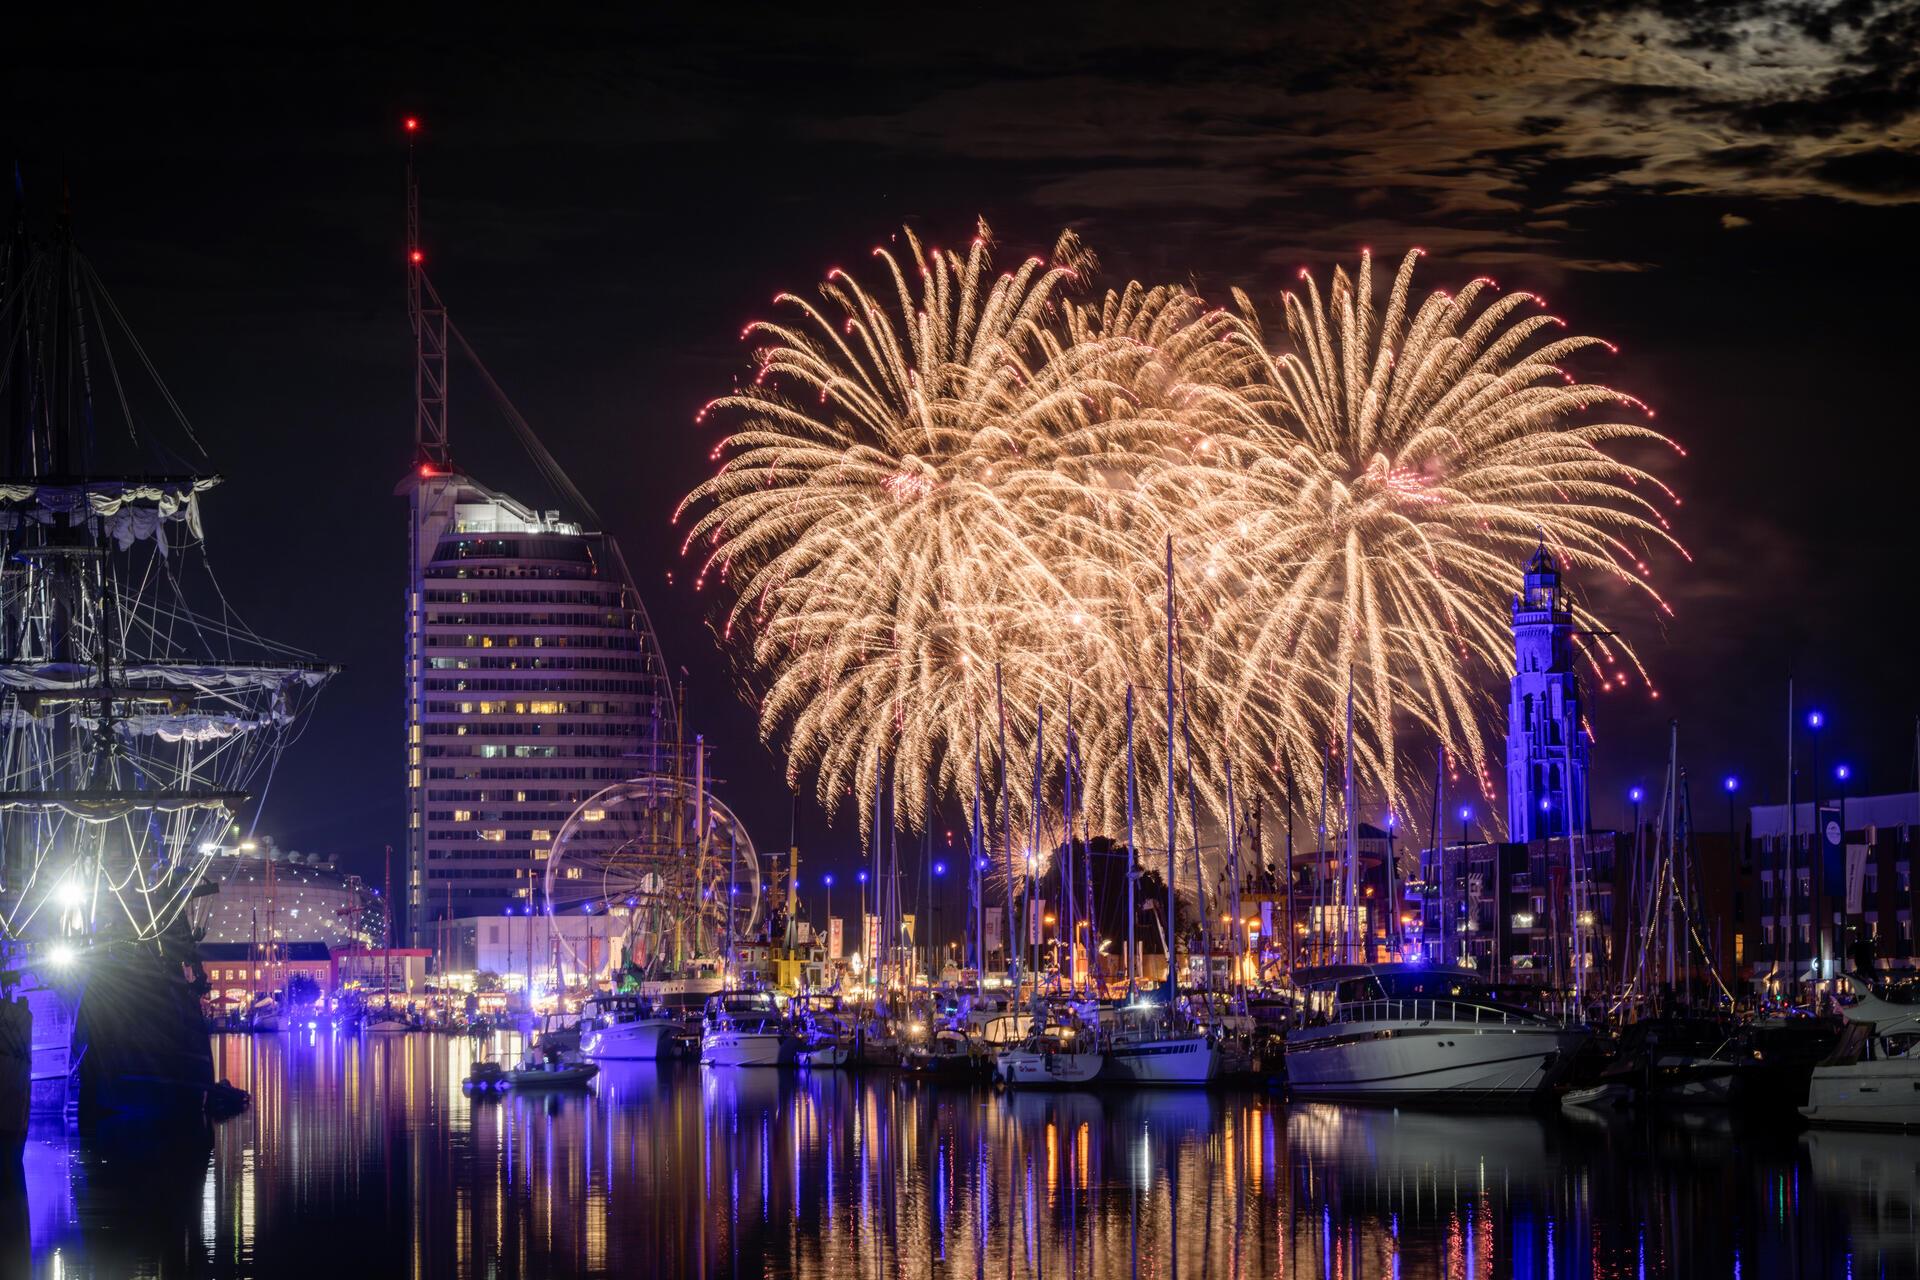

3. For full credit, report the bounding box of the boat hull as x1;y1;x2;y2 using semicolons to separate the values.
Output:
506;1065;599;1089
1800;1061;1920;1129
799;1043;849;1069
996;1049;1103;1087
1285;1023;1583;1103
701;1031;794;1067
1103;1035;1218;1086
581;1019;676;1061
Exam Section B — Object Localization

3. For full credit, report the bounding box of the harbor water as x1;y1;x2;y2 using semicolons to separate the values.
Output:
9;1031;1917;1278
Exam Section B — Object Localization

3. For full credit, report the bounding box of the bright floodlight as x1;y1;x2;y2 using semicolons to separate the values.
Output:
55;879;85;909
47;942;77;968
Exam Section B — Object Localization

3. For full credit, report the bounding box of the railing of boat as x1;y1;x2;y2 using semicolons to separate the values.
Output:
1335;998;1545;1027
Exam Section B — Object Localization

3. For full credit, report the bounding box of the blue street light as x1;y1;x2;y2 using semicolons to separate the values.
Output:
1835;763;1851;782
857;870;869;884
1539;797;1551;812
1807;710;1824;730
1723;775;1739;794
1458;806;1472;823
933;861;947;877
1629;786;1644;804
824;874;834;887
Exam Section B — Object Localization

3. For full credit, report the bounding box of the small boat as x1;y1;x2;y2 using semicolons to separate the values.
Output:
1285;965;1586;1105
1562;1013;1835;1111
504;1055;600;1089
1801;976;1920;1129
700;992;799;1067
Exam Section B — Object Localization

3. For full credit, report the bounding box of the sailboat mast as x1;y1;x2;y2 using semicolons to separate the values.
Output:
1225;758;1241;994
1163;538;1177;1006
1028;704;1045;990
1124;687;1138;993
995;666;1015;1002
1433;748;1445;966
1063;690;1075;991
971;732;985;999
1343;671;1359;964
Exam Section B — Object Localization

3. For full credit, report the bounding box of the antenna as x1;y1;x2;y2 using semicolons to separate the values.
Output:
406;117;450;470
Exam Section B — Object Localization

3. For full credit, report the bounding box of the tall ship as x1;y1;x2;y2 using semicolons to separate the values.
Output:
0;197;335;1129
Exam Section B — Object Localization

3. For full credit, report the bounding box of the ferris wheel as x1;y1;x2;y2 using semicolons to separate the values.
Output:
541;776;762;974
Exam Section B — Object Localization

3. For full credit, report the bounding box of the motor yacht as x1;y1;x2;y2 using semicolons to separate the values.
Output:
700;991;798;1067
1284;965;1585;1104
578;994;678;1061
1801;976;1920;1129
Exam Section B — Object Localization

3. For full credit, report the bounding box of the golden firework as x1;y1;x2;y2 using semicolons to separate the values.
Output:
678;229;1680;867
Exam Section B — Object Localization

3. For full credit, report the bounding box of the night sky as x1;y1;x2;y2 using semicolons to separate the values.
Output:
7;5;1918;891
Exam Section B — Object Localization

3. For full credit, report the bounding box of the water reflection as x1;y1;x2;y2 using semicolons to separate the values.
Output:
12;1031;1918;1277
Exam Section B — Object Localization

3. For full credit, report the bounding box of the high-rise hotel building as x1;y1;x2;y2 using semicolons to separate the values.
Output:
400;468;675;943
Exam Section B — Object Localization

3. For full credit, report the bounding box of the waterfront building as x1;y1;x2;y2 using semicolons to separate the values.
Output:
190;837;379;949
400;469;678;942
199;942;334;1012
1742;791;1918;995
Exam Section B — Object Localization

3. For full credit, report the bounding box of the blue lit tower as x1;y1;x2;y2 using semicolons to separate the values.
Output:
1505;545;1587;842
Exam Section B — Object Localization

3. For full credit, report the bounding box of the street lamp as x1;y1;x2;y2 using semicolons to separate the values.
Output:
823;873;834;938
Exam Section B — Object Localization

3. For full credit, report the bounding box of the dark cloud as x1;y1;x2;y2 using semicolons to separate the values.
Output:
1813;144;1920;195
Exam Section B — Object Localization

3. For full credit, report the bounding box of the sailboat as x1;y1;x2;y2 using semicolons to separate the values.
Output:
1104;541;1216;1086
0;198;336;1127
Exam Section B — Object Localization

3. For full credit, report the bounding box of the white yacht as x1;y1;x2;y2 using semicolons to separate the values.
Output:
1102;1001;1218;1086
1800;976;1920;1129
700;992;798;1068
578;994;679;1061
1284;965;1586;1103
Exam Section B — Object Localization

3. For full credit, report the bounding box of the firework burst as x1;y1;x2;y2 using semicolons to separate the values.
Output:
678;228;1681;869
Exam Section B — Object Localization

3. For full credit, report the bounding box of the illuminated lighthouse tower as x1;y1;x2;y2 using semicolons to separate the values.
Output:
1505;545;1588;842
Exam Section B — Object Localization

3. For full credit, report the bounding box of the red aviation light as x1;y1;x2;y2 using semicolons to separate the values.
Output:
419;463;443;478
404;117;419;133
409;249;424;264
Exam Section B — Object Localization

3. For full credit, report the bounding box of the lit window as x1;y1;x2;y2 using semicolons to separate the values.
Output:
478;829;506;843
582;809;606;823
453;810;474;822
